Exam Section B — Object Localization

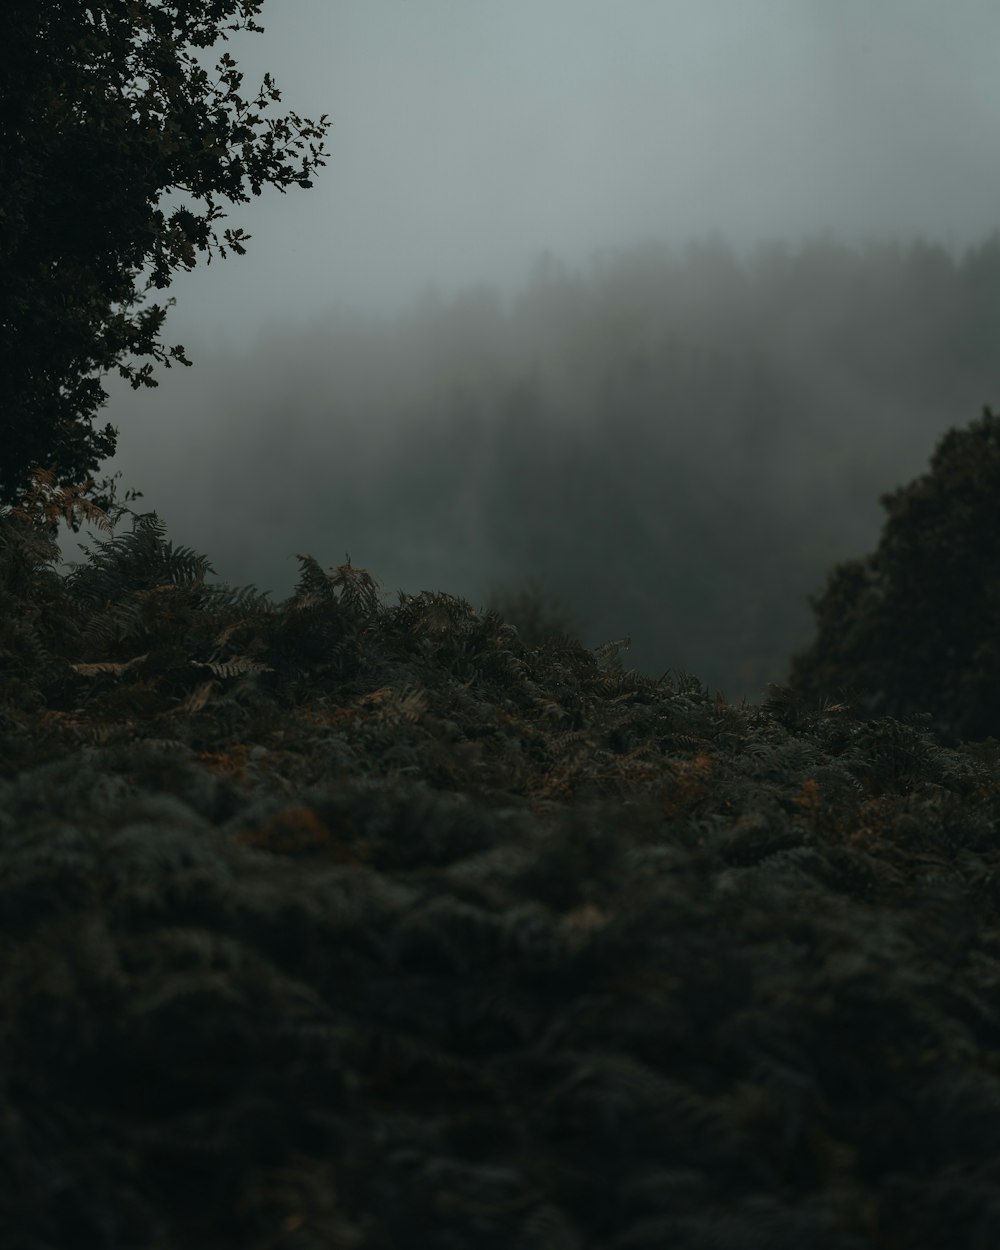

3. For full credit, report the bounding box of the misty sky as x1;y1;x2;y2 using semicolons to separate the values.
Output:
163;0;1000;349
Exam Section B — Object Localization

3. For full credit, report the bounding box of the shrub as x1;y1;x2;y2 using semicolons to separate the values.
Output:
788;406;1000;744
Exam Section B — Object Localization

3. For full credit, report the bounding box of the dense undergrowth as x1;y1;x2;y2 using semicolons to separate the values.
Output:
2;467;1000;1249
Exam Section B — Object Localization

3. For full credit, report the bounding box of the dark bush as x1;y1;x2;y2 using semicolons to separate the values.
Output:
788;406;1000;745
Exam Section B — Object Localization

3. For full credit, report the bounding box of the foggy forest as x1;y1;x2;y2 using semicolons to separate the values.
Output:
13;3;1000;1245
84;229;1000;702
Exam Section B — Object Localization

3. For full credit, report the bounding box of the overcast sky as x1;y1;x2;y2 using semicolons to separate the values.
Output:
162;0;1000;350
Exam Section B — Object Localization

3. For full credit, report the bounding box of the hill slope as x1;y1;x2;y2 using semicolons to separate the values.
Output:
2;476;1000;1249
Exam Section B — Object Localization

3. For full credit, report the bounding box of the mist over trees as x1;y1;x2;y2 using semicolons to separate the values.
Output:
85;231;1000;701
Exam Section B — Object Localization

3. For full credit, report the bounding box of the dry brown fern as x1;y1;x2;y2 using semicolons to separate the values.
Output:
1;466;114;536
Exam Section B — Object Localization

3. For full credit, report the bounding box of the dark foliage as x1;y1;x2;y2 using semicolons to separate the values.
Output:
788;406;1000;745
3;479;1000;1249
0;0;329;517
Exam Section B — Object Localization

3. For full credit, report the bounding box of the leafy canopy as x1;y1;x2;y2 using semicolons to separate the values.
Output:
0;0;330;520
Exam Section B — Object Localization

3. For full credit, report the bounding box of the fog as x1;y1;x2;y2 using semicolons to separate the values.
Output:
53;0;1000;701
151;0;1000;340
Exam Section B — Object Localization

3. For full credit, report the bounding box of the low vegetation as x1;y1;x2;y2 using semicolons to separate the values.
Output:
2;414;1000;1249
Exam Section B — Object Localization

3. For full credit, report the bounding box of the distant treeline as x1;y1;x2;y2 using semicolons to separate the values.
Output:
116;232;1000;700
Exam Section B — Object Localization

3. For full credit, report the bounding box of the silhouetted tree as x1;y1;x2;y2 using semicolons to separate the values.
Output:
0;0;329;520
787;407;1000;744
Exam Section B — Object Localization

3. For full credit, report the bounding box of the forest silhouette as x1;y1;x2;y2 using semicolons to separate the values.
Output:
107;231;1000;703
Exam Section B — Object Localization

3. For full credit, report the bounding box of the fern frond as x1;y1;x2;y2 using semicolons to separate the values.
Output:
291;553;337;605
196;656;275;680
326;558;385;618
68;654;150;677
593;637;631;672
0;466;114;536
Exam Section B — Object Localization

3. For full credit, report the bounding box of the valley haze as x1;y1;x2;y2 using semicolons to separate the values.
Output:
53;0;1000;702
